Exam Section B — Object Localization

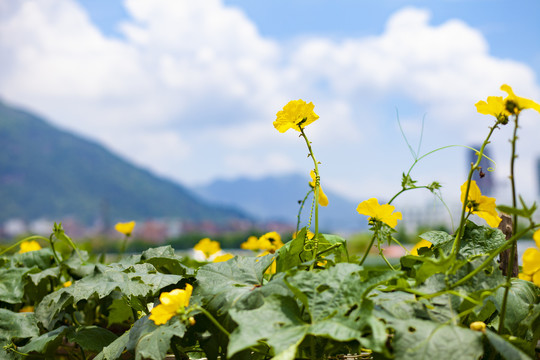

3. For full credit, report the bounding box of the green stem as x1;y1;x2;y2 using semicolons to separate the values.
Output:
452;124;499;256
299;127;321;268
316;243;341;258
196;306;230;338
358;233;376;266
450;225;535;289
499;112;520;334
296;189;314;234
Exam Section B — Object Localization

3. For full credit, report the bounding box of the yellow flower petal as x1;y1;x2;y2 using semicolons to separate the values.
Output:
240;236;260;250
274;99;319;133
114;221;136;236
309;170;329;207
19;306;34;313
518;272;532;281
460;181;501;227
532;271;540;287
193;238;221;259
522;248;540;275
410;239;432;256
533;229;540;249
18;240;42;254
63;281;72;288
149;284;193;325
501;84;540;114
258;232;283;252
356;198;402;229
213;253;234;263
475;96;508;118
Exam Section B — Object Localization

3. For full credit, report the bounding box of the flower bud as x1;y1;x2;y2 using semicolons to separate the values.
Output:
469;321;486;332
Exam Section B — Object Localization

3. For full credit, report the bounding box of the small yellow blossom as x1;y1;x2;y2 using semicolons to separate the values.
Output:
188;317;196;326
18;240;42;254
240;236;260;251
193;238;221;259
63;281;72;288
149;284;193;325
114;221;136;236
356;198;402;229
309;170;329;207
500;84;540;114
518;229;540;287
410;239;432;256
470;321;486;332
476;85;540;122
460;180;501;228
213;253;234;263
475;96;509;123
274;99;319;133
257;231;284;253
19;306;34;313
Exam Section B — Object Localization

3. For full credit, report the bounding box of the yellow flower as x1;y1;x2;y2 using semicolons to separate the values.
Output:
240;236;260;251
460;180;501;228
274;99;319;133
18;240;42;254
475;96;510;123
114;221;136;236
470;321;486;333
257;231;284;253
356;198;402;229
309;170;329;207
501;84;540;114
410;239;432;256
149;284;193;325
518;229;540;287
63;281;72;287
476;85;540;122
213;253;234;263
193;238;221;259
19;306;34;313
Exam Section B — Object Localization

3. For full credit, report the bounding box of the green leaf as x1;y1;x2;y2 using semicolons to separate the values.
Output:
196;254;278;314
9;248;56;270
228;295;308;359
0;267;34;304
127;316;186;360
28;266;61;286
18;326;68;355
494;279;539;336
419;231;453;247
285;263;400;322
390;318;483;360
0;308;39;342
139;246;193;276
66;326;118;353
94;331;130;360
36;263;183;329
107;297;134;326
484;331;533;360
276;229;348;272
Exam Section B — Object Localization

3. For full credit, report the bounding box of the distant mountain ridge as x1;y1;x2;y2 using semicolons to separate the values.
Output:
194;174;367;232
0;100;248;225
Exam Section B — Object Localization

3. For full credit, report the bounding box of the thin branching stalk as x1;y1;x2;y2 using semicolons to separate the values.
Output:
499;112;521;334
452;123;499;256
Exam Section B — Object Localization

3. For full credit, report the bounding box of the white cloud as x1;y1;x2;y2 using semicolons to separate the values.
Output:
1;1;539;204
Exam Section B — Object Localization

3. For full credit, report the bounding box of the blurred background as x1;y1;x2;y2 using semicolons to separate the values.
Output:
1;0;540;253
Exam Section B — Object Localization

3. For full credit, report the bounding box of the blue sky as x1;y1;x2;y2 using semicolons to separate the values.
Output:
1;0;540;219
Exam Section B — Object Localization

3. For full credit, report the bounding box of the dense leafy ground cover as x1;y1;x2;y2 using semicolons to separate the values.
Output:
1;86;540;359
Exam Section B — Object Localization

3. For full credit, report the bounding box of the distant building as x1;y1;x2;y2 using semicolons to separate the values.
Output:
468;145;495;195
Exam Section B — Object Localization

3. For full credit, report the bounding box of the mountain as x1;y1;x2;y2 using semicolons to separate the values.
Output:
194;174;367;232
0;100;248;225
